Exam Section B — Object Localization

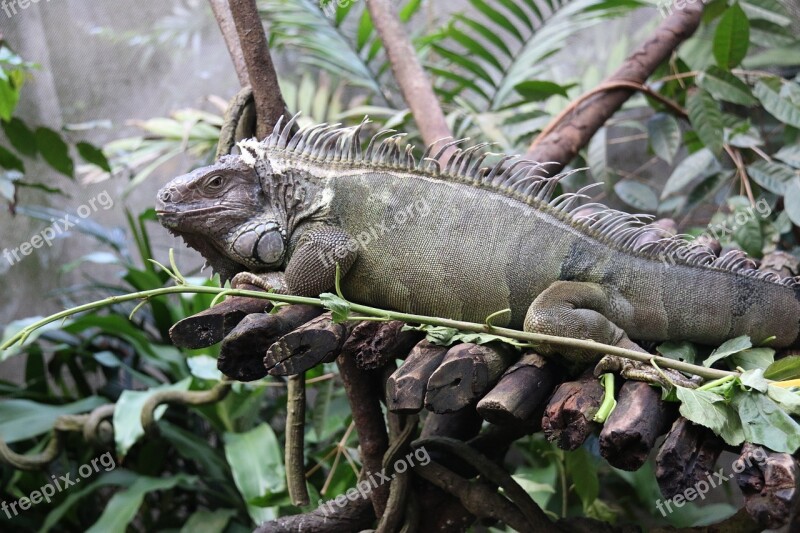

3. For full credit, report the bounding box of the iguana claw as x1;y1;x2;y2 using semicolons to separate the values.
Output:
594;355;701;389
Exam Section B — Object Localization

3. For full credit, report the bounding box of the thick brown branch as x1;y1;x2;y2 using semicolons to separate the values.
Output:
526;3;704;170
208;0;250;86
228;0;291;137
337;352;390;516
366;0;453;151
254;495;375;533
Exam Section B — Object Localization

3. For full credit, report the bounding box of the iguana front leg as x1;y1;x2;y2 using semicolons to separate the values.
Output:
523;281;697;388
232;226;357;297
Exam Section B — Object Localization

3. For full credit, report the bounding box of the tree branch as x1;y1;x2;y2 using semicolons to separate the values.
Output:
228;0;291;137
208;0;250;87
366;0;454;153
526;3;704;171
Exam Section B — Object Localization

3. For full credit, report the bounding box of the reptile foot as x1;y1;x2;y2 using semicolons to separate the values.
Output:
230;271;287;292
594;355;700;389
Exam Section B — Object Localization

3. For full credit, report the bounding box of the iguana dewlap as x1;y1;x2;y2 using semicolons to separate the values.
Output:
156;117;800;383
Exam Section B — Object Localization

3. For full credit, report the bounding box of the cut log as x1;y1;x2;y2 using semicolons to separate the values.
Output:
655;417;724;499
344;320;424;370
386;340;448;414
542;370;605;450
477;352;560;425
218;304;321;381
169;283;271;349
735;443;798;530
599;381;676;471
425;342;518;414
265;312;352;376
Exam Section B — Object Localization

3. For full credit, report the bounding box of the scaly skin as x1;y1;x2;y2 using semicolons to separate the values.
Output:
156;120;800;384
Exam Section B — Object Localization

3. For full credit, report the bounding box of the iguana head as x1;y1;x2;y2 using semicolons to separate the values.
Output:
156;154;287;281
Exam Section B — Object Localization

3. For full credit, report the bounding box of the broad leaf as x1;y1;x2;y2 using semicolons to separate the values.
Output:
754;77;800;129
713;3;750;69
687;89;724;155
112;378;192;457
676;387;744;446
76;141;111;172
2;117;37;156
774;144;800;169
647;113;680;164
733;392;800;453
514;80;575;102
703;336;752;367
661;148;718;198
34;127;73;178
0;396;105;443
696;67;756;106
765;355;800;381
614;181;658;211
86;474;195;533
785;177;800;226
224;423;285;523
747;160;796;195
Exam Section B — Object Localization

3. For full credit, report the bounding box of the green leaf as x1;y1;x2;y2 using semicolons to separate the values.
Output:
614;181;658;211
732;214;763;257
320;292;351;323
647;113;681;164
112;378;191;457
739;368;769;392
40;470;140;533
676;387;744;446
76;141;111;171
587;127;609;185
747;160;797;195
713;3;750;69
687;89;724;155
0;144;23;172
766;385;800;416
733;391;800;453
86;474;195;533
732;348;774;371
565;448;599;510
754;77;800;129
2;117;37;156
187;355;223;381
765;355;800;381
774;144;800;169
696;67;756;106
656;341;697;365
0;396;105;443
785;177;800;227
224;423;285;523
34;127;73;177
703;336;752;367
180;509;237;533
514;80;575;102
661;148;718;199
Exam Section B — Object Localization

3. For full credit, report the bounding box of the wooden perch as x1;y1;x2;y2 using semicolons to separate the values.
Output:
265;312;352;376
425;342;518;414
542;370;605;450
169;283;271;349
735;444;798;530
386;340;448;414
218;304;321;381
655;417;724;500
477;352;560;426
599;381;676;471
526;3;704;171
344;320;423;370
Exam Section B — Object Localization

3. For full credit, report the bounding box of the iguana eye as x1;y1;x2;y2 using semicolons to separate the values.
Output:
205;175;225;190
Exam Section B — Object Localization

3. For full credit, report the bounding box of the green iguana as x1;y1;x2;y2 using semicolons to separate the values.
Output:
155;116;800;385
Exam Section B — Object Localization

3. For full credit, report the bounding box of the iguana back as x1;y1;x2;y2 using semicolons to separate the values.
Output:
157;117;800;353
